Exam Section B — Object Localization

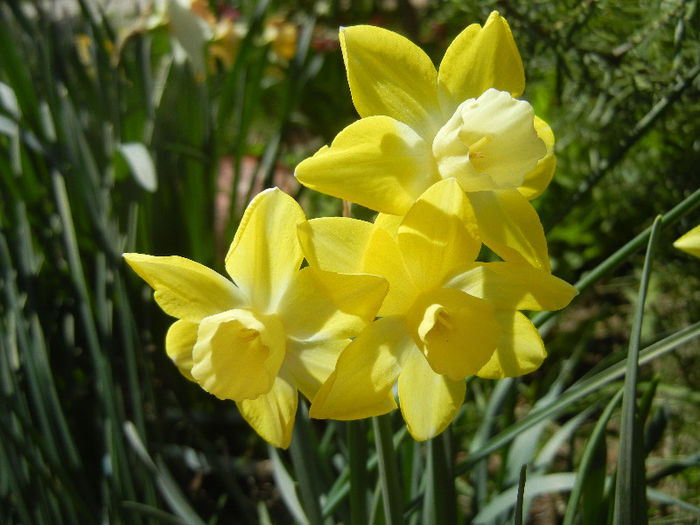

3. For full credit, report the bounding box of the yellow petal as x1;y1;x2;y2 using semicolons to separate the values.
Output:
477;311;546;379
297;217;372;274
165;320;198;381
446;261;577;311
374;213;402;239
468;189;550;272
397;347;465;441
298;218;417;317
437;11;525;113
407;288;499;380
518;116;556;200
309;316;412;420
237;371;298;449
284;337;348;400
191;309;287;401
340;25;443;140
295;116;439;216
277;266;387;340
673;224;700;259
123;253;246;321
226;188;305;312
398;179;481;291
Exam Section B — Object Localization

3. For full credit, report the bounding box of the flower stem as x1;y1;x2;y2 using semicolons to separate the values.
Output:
348;420;368;525
372;415;404;525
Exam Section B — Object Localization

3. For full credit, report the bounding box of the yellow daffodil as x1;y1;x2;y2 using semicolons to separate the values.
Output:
295;11;555;271
673;224;700;258
299;179;576;440
124;188;388;448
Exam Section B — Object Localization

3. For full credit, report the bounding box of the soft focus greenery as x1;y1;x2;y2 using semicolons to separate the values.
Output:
1;0;699;523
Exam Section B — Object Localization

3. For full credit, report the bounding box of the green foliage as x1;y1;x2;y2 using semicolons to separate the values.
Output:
1;0;699;523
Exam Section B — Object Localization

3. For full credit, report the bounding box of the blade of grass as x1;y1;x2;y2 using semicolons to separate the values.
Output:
533;187;700;328
289;403;324;525
514;465;527;525
454;320;700;476
373;414;404;525
562;387;624;525
614;215;662;525
124;421;206;525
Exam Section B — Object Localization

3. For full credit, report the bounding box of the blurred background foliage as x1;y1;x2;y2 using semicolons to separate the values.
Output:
0;0;699;523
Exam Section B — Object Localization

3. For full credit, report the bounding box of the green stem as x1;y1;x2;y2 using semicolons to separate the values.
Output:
289;409;324;525
373;415;404;525
423;431;456;524
348;420;368;525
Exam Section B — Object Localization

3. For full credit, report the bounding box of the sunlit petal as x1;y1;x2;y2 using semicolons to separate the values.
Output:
191;309;286;401
398;347;466;441
446;261;577;311
295;116;439;215
518;116;556;200
299;218;417;317
407;288;499;380
225;188;305;311
673;224;700;259
340;25;442;139
437;11;525;114
468;189;550;271
237;371;298;449
374;213;402;239
477;311;546;379
309;316;412;420
398;179;481;290
123;253;246;321
277;266;387;340
165;320;198;381
284;336;348;400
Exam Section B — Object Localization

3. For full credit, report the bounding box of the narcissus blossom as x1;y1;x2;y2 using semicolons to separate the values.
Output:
124;189;387;448
299;179;576;440
296;11;555;271
673;224;700;259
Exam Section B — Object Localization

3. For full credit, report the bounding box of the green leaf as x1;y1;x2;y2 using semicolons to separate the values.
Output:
614;215;662;525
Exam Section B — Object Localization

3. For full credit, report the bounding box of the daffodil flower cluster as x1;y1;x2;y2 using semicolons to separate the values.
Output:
125;11;576;447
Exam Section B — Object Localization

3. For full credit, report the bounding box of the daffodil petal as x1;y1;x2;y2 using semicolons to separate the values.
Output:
295;116;439;215
446;261;577;311
397;347;465;441
477;311;545;379
237;371;297;449
298;218;416;317
437;11;525;114
340;25;443;140
123;253;246;321
468;189;550;272
673;224;700;259
191;309;287;401
518;116;556;200
277;266;387;340
225;188;305;311
407;288;499;380
165;320;198;381
398;179;481;290
374;213;402;239
284;336;348;400
309;316;411;420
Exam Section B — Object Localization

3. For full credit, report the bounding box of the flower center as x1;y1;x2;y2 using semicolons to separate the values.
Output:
432;88;546;192
190;308;286;401
406;287;500;381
